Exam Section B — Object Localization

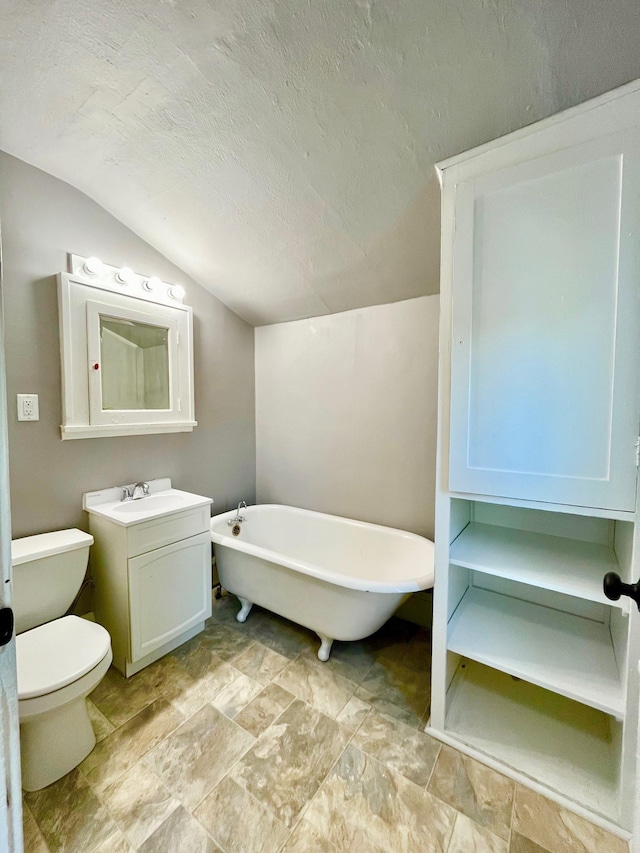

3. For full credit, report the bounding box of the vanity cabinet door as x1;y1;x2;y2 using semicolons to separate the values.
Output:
448;132;640;511
128;532;212;662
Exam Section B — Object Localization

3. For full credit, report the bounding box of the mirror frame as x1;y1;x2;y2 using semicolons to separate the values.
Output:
57;258;196;439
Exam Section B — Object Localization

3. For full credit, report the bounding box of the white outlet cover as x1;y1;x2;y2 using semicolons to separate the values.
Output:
17;394;39;421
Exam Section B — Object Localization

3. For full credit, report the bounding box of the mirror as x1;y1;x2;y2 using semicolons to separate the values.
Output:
100;316;170;411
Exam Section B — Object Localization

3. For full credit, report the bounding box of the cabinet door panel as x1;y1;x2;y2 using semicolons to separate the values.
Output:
450;134;640;510
129;532;211;662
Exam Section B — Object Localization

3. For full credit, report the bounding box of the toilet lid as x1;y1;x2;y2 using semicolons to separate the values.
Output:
17;615;111;700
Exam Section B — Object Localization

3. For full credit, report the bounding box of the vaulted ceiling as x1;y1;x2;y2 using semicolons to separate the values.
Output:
2;1;640;325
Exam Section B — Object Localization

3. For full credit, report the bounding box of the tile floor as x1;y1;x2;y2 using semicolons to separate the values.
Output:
23;594;628;853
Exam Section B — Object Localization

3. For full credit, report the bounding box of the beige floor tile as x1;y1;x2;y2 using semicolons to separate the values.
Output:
89;666;161;728
22;800;49;853
513;785;628;853
195;775;290;853
354;684;424;727
144;703;254;810
302;744;456;853
86;700;115;742
211;671;263;718
312;640;376;684
352;710;441;786
510;832;553;853
81;698;184;792
137;807;222;853
206;592;244;625
232;641;291;686
164;633;203;664
98;761;180;848
448;812;509;853
171;640;225;678
229;605;317;659
92;828;136;852
428;744;514;841
198;621;255;661
169;664;239;718
274;651;357;718
25;769;119;853
234;683;295;737
360;658;431;723
231;699;351;828
137;651;198;697
166;643;244;716
23;612;621;853
335;695;371;732
281;819;339;852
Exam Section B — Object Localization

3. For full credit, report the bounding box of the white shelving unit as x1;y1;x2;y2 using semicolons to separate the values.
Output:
448;586;624;717
444;662;619;820
429;79;640;836
450;523;625;609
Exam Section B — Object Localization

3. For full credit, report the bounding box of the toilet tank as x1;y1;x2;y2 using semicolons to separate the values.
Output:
11;529;94;634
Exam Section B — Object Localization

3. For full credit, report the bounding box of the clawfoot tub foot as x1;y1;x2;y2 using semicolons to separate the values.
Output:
236;597;253;623
317;634;334;662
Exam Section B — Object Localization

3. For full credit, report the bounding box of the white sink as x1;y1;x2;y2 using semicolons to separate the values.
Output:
83;480;212;526
112;493;192;516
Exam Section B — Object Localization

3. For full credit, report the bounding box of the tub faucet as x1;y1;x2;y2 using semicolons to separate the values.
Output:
228;500;247;525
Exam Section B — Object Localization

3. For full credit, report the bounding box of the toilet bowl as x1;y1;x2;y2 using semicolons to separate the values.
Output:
11;529;113;791
17;616;112;791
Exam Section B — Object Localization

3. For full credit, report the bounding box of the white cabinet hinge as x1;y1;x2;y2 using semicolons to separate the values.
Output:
176;330;180;346
178;398;182;414
636;436;640;468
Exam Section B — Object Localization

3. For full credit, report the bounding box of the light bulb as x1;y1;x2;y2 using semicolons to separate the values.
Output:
168;285;185;300
83;256;103;275
115;267;134;285
143;276;161;292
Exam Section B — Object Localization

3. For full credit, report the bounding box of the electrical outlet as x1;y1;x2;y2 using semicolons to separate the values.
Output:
17;394;39;422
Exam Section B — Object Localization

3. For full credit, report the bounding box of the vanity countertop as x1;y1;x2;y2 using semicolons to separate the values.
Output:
83;478;212;527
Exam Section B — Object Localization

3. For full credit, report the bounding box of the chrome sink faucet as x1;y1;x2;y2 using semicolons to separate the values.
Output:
121;482;150;501
228;500;247;525
132;482;150;500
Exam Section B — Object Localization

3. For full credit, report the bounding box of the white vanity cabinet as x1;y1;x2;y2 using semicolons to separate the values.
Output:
430;81;640;835
85;480;213;676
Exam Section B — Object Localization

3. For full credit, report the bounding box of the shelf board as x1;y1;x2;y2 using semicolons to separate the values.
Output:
447;587;624;717
449;522;623;608
442;661;619;824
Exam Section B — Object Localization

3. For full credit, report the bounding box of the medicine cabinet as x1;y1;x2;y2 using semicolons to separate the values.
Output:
58;255;196;439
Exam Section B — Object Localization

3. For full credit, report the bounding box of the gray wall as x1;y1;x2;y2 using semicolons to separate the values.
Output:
255;296;439;539
0;153;256;538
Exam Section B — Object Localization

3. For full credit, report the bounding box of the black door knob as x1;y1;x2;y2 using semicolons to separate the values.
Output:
0;607;14;646
603;572;640;610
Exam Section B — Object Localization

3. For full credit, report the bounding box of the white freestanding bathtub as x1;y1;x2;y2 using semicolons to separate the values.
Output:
210;504;434;661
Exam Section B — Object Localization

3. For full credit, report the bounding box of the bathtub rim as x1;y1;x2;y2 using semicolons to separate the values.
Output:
210;504;434;594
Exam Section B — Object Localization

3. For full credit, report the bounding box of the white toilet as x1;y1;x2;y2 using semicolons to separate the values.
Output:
11;528;112;791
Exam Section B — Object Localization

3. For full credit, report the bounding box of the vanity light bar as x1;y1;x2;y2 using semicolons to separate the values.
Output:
69;254;186;306
114;266;134;285
83;256;104;275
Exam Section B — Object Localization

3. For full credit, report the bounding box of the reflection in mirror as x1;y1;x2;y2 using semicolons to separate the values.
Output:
100;315;170;411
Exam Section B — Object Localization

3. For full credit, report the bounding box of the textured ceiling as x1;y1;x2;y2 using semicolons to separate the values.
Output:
2;1;640;325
